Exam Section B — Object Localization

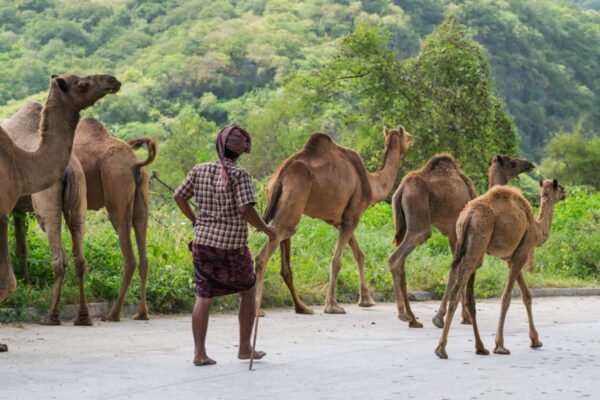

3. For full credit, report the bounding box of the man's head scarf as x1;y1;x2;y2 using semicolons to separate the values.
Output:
215;124;252;190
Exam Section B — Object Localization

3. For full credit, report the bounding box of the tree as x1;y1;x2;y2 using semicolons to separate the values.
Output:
541;118;600;189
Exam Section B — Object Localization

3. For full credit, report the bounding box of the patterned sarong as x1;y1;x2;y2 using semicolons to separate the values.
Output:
189;242;256;298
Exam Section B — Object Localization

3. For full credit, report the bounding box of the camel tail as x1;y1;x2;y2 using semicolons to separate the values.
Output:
450;211;472;272
62;167;81;224
392;187;407;246
263;180;283;223
129;136;157;168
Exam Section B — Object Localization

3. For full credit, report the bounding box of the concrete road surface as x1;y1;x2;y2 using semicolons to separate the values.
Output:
1;297;599;400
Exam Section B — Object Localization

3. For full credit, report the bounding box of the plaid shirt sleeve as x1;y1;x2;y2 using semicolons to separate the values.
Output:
174;168;196;201
232;169;256;207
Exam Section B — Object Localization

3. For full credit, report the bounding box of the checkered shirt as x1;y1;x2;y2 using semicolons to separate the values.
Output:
175;160;256;249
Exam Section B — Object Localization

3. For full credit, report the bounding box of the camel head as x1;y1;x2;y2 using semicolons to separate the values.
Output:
539;179;566;204
49;74;121;110
491;155;535;180
384;125;414;154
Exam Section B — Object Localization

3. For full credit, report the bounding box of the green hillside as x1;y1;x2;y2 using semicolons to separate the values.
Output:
1;0;599;165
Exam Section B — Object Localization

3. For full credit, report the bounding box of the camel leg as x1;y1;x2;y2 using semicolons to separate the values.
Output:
324;221;358;314
38;216;66;326
0;214;16;352
132;184;150;321
433;233;472;328
0;214;17;301
388;229;430;327
516;272;543;349
464;270;488;355
65;210;92;326
103;205;137;322
279;237;313;314
435;266;468;359
13;214;29;284
348;235;374;308
254;235;282;315
493;261;523;355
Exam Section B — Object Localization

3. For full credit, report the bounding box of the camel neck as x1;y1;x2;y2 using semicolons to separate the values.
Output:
19;94;79;194
488;166;508;189
535;200;555;246
368;139;402;203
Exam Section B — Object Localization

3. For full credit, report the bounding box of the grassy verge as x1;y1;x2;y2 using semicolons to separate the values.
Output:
3;188;599;318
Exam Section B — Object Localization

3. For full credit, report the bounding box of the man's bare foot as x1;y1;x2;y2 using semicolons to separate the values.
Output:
193;356;216;366
238;350;266;360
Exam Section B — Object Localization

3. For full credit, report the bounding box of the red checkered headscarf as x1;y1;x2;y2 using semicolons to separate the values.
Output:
215;124;252;190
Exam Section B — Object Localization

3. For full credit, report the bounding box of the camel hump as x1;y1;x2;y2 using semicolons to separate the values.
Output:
302;132;335;153
423;153;460;172
77;117;111;138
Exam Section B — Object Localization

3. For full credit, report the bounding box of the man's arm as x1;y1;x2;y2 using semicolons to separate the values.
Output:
238;204;277;241
175;194;196;226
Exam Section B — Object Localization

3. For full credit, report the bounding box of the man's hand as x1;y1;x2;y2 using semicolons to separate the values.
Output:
264;226;277;241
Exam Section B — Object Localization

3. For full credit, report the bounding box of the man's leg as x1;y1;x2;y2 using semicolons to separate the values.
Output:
238;287;266;360
192;295;216;365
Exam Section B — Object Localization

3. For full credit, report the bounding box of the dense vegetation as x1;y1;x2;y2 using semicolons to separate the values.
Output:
1;0;599;315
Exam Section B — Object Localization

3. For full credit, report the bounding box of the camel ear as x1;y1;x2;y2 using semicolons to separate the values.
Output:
553;179;558;189
383;127;390;137
51;74;58;79
496;155;504;166
397;125;404;134
54;77;68;92
539;180;544;187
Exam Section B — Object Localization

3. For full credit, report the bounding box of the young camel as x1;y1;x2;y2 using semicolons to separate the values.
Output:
388;154;534;328
1;102;92;325
435;179;565;359
74;118;156;321
0;74;120;351
256;126;413;314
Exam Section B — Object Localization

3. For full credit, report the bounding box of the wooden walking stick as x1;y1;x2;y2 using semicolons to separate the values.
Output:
249;264;266;371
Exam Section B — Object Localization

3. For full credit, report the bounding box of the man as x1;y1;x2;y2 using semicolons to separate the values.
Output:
174;124;277;366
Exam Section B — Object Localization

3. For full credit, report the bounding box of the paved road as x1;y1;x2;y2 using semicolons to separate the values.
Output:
1;297;599;400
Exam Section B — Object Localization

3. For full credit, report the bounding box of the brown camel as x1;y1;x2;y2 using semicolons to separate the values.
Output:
256;126;413;314
73;118;156;321
0;74;120;351
388;154;534;328
434;179;564;359
1;102;92;326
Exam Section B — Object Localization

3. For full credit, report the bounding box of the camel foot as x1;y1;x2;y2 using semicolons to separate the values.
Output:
476;348;490;356
460;318;472;325
530;339;543;349
39;315;61;326
238;350;266;360
432;315;445;329
324;304;346;314
397;311;411;322
493;345;511;355
101;314;120;322
74;313;93;326
435;346;448;359
294;304;314;315
133;311;150;321
193;357;216;366
0;343;7;352
409;320;423;328
358;296;376;308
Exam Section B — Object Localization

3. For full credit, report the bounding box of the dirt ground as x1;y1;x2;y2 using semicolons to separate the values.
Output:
1;297;599;400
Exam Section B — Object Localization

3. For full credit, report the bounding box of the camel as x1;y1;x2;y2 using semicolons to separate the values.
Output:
256;126;413;314
388;154;534;327
0;73;120;351
73;118;156;321
434;179;565;359
1;103;92;326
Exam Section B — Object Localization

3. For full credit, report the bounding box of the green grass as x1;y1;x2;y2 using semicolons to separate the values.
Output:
3;188;599;319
